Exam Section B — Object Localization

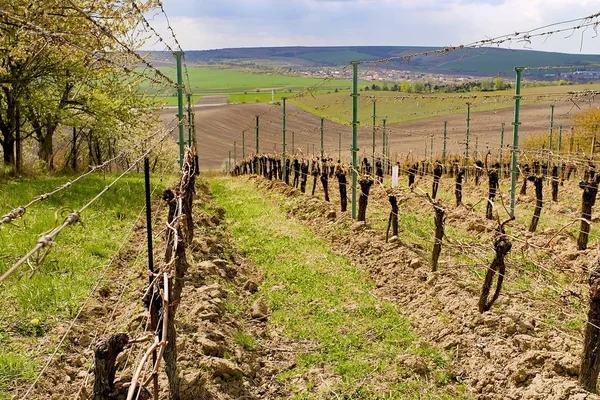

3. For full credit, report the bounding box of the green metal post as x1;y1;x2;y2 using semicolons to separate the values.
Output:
338;131;341;162
510;67;524;218
558;125;563;174
383;118;387;171
372;100;376;176
255;115;259;155
500;122;505;178
282;97;287;182
351;62;359;220
187;93;193;147
465;102;471;179
475;136;478;161
292;131;295;155
242;131;245;159
234;141;237;165
442;121;447;166
175;51;185;166
320;117;324;163
430;136;433;164
547;104;555;180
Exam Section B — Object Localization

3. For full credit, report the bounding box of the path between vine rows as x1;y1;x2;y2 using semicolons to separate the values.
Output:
221;175;600;400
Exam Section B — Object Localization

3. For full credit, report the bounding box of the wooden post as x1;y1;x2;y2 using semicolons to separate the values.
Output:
552;165;559;202
335;164;347;212
386;194;399;242
528;175;543;233
321;160;330;202
432;161;442;200
579;263;600;393
455;169;465;206
486;167;499;220
432;201;445;271
357;177;374;222
578;176;600;250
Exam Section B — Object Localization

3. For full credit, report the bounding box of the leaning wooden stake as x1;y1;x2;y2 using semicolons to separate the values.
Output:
551;165;559;202
528;175;543;233
321;162;330;202
578;175;600;250
386;194;399;242
579;261;600;393
478;216;513;312
431;198;445;271
432;161;442;199
455;169;465;206
335;164;347;212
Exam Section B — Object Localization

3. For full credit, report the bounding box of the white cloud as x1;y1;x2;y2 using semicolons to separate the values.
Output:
146;0;600;54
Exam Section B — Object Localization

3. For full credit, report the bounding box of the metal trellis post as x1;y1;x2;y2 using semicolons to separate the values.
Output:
282;97;287;183
442;121;447;166
510;67;524;218
320;117;324;163
372;100;376;177
500;122;505;179
465;102;471;180
175;51;185;166
351;62;359;220
187;93;193;147
547;104;555;181
255;115;259;155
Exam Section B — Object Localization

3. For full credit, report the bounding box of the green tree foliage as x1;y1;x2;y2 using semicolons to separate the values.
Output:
0;0;159;172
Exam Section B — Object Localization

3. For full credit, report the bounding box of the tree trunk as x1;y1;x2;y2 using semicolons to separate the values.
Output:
578;178;600;250
479;235;511;312
455;170;465;206
552;165;559;202
432;204;445;271
336;168;347;212
93;333;129;400
320;173;330;202
528;176;543;233
387;195;399;242
579;263;600;393
486;170;499;220
357;178;373;222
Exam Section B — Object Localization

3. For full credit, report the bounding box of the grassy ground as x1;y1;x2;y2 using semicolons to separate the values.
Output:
210;177;469;399
152;94;202;106
291;83;600;126
0;173;171;398
139;67;366;96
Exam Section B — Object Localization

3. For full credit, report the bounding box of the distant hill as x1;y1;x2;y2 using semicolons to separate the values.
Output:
145;46;600;79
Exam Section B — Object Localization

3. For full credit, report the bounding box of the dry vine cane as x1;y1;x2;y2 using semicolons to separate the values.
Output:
478;216;514;313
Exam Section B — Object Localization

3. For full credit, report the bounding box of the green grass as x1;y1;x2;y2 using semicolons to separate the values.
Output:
291;82;600;125
139;67;368;95
150;94;202;106
0;173;171;395
210;177;467;399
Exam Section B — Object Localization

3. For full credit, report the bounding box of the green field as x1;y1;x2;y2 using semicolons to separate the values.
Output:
290;83;600;126
0;174;170;398
139;67;368;101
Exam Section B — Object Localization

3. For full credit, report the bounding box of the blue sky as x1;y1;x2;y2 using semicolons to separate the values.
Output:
146;0;600;54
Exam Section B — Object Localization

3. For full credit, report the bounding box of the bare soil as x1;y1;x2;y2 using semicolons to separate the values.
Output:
15;181;299;400
160;100;584;170
250;175;600;400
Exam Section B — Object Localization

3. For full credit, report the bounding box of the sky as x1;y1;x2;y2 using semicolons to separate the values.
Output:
146;0;600;55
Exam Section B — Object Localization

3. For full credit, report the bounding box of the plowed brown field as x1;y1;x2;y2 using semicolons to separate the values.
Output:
161;97;585;170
